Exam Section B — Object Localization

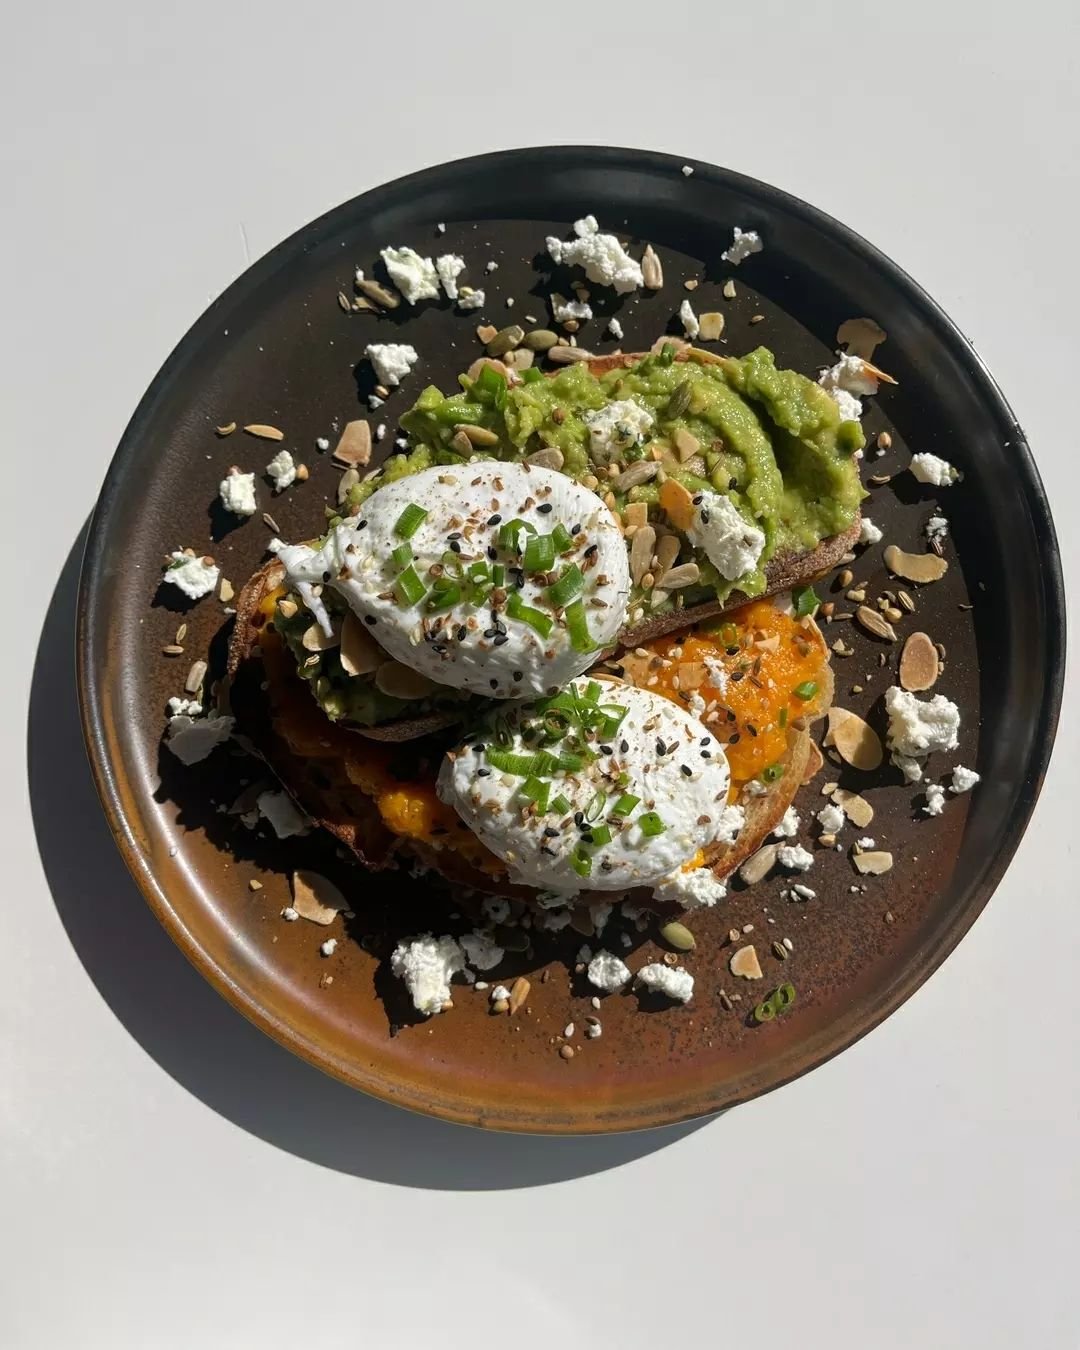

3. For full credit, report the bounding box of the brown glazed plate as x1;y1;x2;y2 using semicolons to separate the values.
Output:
77;148;1065;1133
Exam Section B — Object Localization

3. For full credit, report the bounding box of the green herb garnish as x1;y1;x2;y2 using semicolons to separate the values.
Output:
393;564;425;607
506;592;554;638
547;564;585;608
394;504;428;540
523;533;556;573
792;585;819;618
638;811;666;837
793;680;819;701
563;599;596;653
611;792;640;817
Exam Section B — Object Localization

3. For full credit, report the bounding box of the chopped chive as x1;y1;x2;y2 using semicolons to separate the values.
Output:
556;751;585;772
391;542;413;567
793;680;819;701
584;681;601;703
506;591;554;638
584;789;607;822
551;793;571;815
426;580;461;611
659;342;676;365
393;565;425;607
520;367;544;384
394;504;428;540
498;517;537;553
520;776;550;811
547;563;585;608
467;560;491;584
638;811;666;837
761;762;785;784
570;850;593;878
792;584;819;618
491;563;505;587
564;599;596;653
588;823;612;847
474;364;507;405
523;532;556;573
486;749;539;776
779;706;788;728
611;792;640;817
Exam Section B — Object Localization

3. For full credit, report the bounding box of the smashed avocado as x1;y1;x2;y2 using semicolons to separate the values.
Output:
347;344;864;621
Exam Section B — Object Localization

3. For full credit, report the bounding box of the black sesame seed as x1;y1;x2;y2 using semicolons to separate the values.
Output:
571;523;582;535
726;645;740;656
487;514;502;526
472;744;486;753
620;739;630;754
357;519;368;530
537;502;553;514
446;531;462;540
730;670;745;682
513;671;523;682
489;678;498;689
728;476;738;491
700;736;710;745
692;494;703;505
580;832;594;845
584;543;599;558
700;750;712;759
655;738;666;756
701;509;710;524
599;744;613;755
456;624;467;641
477;768;491;777
364;615;377;625
449;540;461;553
680;764;692;777
747;724;758;737
600;858;614;872
493;633;509;646
574;811;585;827
483;628;497;639
543;827;559;838
728;732;741;744
540;845;556;856
487;546;498;561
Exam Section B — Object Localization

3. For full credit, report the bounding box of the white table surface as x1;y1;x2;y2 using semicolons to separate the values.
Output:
3;4;1077;1347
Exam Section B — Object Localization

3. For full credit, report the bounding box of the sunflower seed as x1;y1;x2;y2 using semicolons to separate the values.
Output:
455;423;500;447
630;527;655;587
897;590;915;613
522;328;559;351
215;421;237;437
547;345;595;364
508;976;530;1015
855;606;897;641
184;659;207;694
615;460;659;492
354;276;400;309
654;533;681;577
161;644;184;656
641;244;663;289
337;290;351;312
659;563;700;589
660;921;696;951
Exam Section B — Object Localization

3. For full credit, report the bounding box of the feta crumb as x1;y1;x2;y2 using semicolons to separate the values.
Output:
485;260;499;273
777;844;814;872
546;215;643;293
721;226;763;265
368;394;385;410
584;398;655;457
218;471;257;517
375;422;386;441
884;686;961;758
436;222;446;234
391;934;465;1016
281;906;299;922
856;836;877;849
653;866;727;909
831;388;864;422
923;783;946;816
789;883;816;901
819;352;880;397
166;696;202;717
576;945;593;964
859;517;883;546
606;316;623;341
590;902;612;934
482;896;511;925
586;1020;602;1039
265;449;296;491
320;937;338;956
816;803;846;834
164;551;220;600
681;164;694;177
587;950;632;993
490;984;511;1002
164;711;234;765
379;246;439;304
679;298;700;339
435;253;466;300
910;452;962;486
365;343;419;387
926;514;949;543
950;764;980;794
460;930;504;971
892;754;924;783
457;289;485;311
536;908;572;932
315;436;330;451
717;804;746;845
256;789;309;839
772;806;800;839
551;293;593;324
636;963;694;1003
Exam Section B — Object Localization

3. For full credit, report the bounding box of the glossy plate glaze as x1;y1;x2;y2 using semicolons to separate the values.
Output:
78;148;1064;1133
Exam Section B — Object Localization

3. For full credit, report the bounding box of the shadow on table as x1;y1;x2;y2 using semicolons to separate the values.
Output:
27;526;713;1190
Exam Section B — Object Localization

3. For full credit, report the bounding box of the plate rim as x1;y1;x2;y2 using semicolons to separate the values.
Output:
76;145;1067;1134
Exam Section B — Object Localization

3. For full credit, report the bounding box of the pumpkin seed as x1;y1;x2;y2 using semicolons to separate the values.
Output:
697;311;725;341
485;324;525;357
243;423;284;441
522;328;559;351
374;661;440;700
883;545;949;584
354;276;400;309
547;344;595;364
899;630;940;691
660;920;696;951
332;419;372;468
339;611;382;676
455;423;500;447
615;460;659;493
729;945;763;979
825;707;884;771
508;976;530;1015
665;380;693;420
856;606;897;641
641;244;663;289
659;563;700;589
739;844;778;886
853;850;894;876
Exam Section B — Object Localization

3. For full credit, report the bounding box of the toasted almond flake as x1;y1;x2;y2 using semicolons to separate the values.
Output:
642;244;663;290
853;850;894;876
859;358;898;386
729;945;763;980
802;741;825;783
302;621;340;652
374;661;440;700
883;545;949;585
508;976;530;1016
476;324;498;344
697;311;725;341
825;707;884;771
856;606;897;642
243;423;284;441
831;788;874;828
248;879;263;892
332;419;372;468
219;578;235;603
277;598;297;620
739;844;778;886
899;631;940;691
291;870;348;925
659;562;700;589
836;317;888;362
339;610;382;676
215;421;237;437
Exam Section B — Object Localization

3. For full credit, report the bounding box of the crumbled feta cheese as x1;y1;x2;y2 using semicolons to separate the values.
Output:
460;930;504;971
482;896;511;925
652;866;727;909
536;908;572;932
256;789;309;839
586;1020;602;1039
892;753;924;783
368;394;385;410
819;352;880;397
859;517;883;546
281;906;299;922
365;343;419;387
320;938;338;956
772;806;800;839
436;222;446;234
816;803;846;833
551;293;593;324
576;944;593;964
584;398;655;457
856;837;877;849
166;696;202;717
164;551;220;600
777;844;814;872
391;934;465;1016
679;298;699;339
587;951;632;993
742;778;767;798
485;260;499;273
910;453;962;486
790;883;816;901
681;164;694;177
950;764;980;794
704;655;731;696
375;423;386;441
832;388;864;422
923;783;946;816
315;436;330;451
590;902;612;934
219;471;257;517
546;215;643;293
457;289;485;311
716;804;746;845
686;491;766;581
885;686;961;758
490;984;511;1002
379;246;439;304
164;711;234;765
721;226;763;265
636;963;694;1003
266;449;296;491
926;514;949;543
606;316;623;341
435;253;466;300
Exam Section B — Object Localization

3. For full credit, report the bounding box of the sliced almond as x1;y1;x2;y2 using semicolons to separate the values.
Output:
825;707;884;771
677;660;706;691
476;324;499;344
339;611;382;676
697;311;725;342
672;426;701;461
629;525;656;586
215;421;237;437
243;423;284;441
184;659;207;695
836;317;888;362
332;419;372;468
374;661;440;700
739;844;778;886
547;345;595;364
852;850;894;876
642;244;664;290
831;788;874;828
525;447;564;471
899;631;940;691
729;945;763;980
802;741;825;783
883;545;949;585
291;871;349;925
508;976;531;1016
855;606;897;642
623;500;649;530
219;578;235;603
659;563;700;589
859;358;898;386
302;621;341;652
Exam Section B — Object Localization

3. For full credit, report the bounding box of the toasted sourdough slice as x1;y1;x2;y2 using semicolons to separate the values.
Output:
227;579;833;913
231;348;859;742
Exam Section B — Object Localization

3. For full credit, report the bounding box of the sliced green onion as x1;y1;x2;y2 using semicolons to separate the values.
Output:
486;749;539;776
426;580;462;611
778;706;788;728
584;681;601;703
761;762;785;784
775;982;796;1009
638;811;666;837
467;560;491;584
584;789;607;822
547;564;585;608
588;823;612;847
441;550;463;571
520;367;544;384
793;680;819;701
718;622;739;646
551;523;574;554
393;565;425;608
498;518;537;553
520;776;550;811
523;532;556;573
753;1000;778;1024
474;364;507;406
792;584;819;618
551;793;571;816
564;599;596;653
394;504;428;540
391;542;413;567
506;591;554;638
611;792;640;817
598;704;628;735
570;850;593;878
659;342;676;365
491;563;505;587
555;751;585;772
